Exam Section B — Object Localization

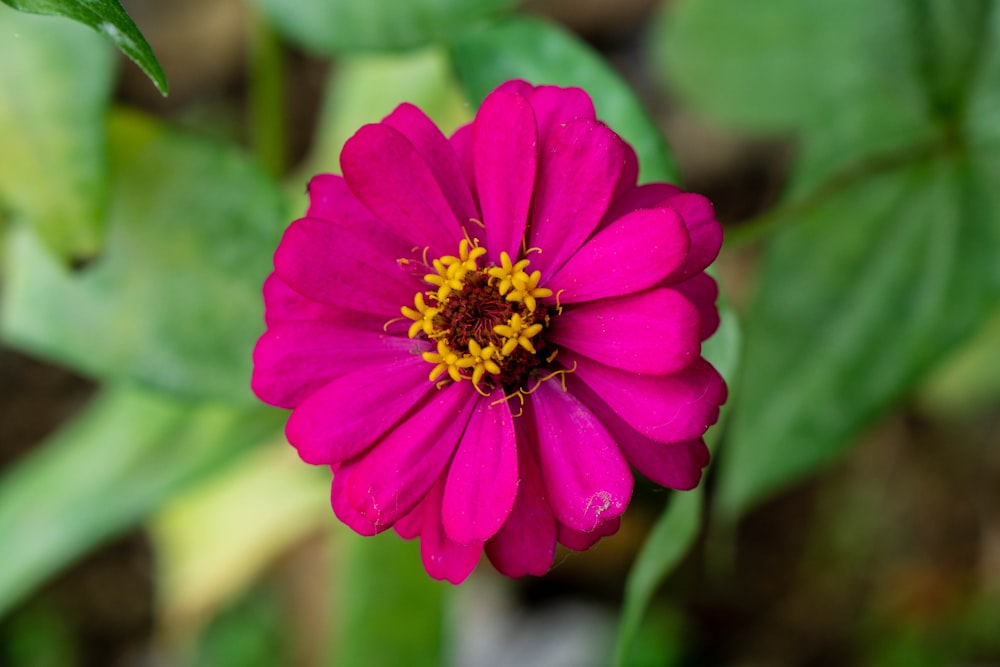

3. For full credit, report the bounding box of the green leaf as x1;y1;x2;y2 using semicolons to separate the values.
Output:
450;15;677;184
1;0;167;94
1;111;287;403
614;490;702;667
247;0;517;55
0;386;283;616
718;156;1000;517
0;6;113;260
658;0;1000;516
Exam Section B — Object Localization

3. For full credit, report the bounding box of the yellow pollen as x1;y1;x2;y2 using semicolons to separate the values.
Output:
401;292;439;338
403;241;553;391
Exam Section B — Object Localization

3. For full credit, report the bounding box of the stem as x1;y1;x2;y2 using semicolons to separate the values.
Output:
248;10;287;177
723;138;948;249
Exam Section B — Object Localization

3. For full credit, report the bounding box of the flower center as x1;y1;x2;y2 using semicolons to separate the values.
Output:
401;239;554;392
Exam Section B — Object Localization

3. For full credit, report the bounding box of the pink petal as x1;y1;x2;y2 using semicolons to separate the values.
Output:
305;173;393;240
604;183;682;221
418;475;484;584
474;90;538;263
549;288;702;375
520;83;597;143
605;186;722;283
573;378;711;489
274;216;417;315
564;353;727;444
341;123;464;255
661;193;723;282
383;103;480;229
484;424;557;578
449;123;477;203
393;502;423;540
253;321;427;409
546;207;690;303
262;273;369;326
494;79;534;97
331;468;386;537
620;437;710;490
345;382;477;529
614;142;640;201
671;273;720;341
486;420;556;577
557;516;621;551
285;354;435;465
528;119;627;276
442;388;518;544
527;381;633;532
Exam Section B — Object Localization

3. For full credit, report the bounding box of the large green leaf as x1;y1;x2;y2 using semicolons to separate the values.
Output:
0;6;113;260
0;387;283;617
1;0;167;94
248;0;516;55
1;111;287;403
451;15;677;184
718;156;1000;517
658;0;1000;516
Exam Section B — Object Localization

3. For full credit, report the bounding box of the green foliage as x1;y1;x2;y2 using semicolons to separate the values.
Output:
329;532;446;667
452;15;678;184
615;294;740;666
0;0;167;94
658;0;1000;517
0;387;283;616
248;0;517;54
1;111;287;403
0;7;112;260
615;490;702;667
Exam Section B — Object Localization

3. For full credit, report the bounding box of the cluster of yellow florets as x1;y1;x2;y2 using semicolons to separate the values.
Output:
401;239;552;389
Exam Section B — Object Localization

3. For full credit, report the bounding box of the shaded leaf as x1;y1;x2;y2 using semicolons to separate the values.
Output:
1;0;167;94
1;111;287;403
0;6;112;260
718;157;1000;517
0;387;284;616
451;15;677;184
248;0;516;55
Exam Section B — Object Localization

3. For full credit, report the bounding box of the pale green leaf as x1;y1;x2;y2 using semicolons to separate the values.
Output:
1;111;287;403
0;387;283;616
0;6;112;259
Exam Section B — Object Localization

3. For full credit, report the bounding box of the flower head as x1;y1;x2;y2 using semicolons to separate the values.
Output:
252;80;727;584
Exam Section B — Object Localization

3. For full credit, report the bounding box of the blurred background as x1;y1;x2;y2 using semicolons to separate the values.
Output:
1;0;999;665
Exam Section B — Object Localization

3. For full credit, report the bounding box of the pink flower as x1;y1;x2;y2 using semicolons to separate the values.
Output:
252;80;726;584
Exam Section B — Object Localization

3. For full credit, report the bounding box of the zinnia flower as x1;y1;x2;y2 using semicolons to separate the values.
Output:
252;80;726;584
